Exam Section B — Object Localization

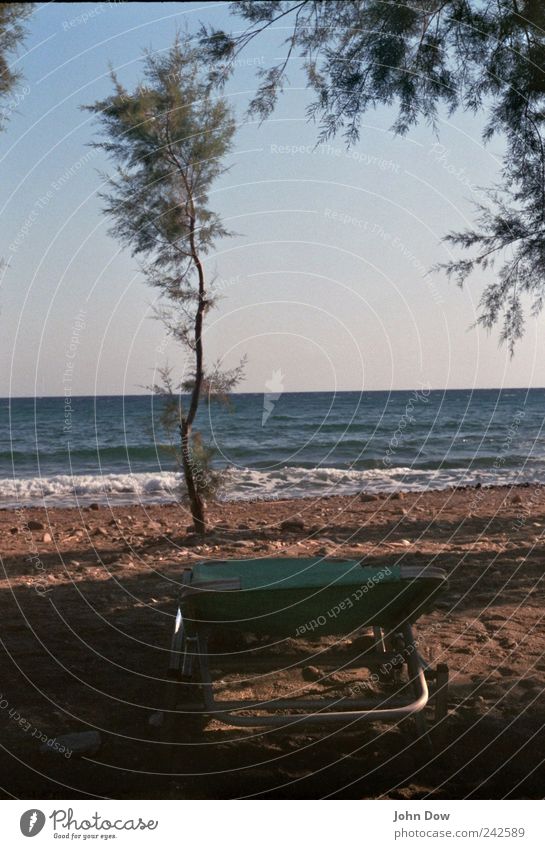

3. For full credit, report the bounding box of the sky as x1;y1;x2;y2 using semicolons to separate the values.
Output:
1;1;544;397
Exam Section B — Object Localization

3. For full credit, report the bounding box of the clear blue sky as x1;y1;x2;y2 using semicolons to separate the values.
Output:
1;1;544;397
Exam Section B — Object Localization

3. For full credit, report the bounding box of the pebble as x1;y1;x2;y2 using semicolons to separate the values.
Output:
517;678;539;691
149;711;164;727
42;532;52;544
27;520;44;531
302;666;322;681
280;517;305;532
40;730;102;757
93;526;109;537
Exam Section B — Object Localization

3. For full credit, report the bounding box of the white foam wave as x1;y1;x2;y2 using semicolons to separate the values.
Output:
0;471;182;508
0;463;541;508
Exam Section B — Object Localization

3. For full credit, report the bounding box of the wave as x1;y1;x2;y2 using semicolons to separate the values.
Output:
0;463;542;508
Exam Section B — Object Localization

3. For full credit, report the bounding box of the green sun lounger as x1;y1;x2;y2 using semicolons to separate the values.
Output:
165;558;449;743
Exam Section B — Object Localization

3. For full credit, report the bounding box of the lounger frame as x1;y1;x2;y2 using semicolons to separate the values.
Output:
165;563;449;743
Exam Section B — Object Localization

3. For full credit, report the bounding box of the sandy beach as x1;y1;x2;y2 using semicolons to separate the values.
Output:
1;483;545;799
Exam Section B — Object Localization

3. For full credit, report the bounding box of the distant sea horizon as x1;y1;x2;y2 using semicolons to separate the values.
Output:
1;388;543;508
4;386;545;400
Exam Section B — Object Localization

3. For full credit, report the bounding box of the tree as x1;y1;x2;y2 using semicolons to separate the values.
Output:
202;1;545;349
87;38;241;534
0;2;33;132
441;138;545;354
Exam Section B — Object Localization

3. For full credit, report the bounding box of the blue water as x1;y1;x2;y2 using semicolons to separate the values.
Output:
0;389;544;506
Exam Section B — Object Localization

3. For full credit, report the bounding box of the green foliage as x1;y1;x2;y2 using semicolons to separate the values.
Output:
0;2;33;131
85;37;235;283
441;148;545;354
152;368;226;501
202;1;545;350
188;430;225;499
193;356;247;406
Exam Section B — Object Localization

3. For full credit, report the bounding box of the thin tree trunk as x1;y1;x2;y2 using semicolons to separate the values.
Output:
181;209;207;535
180;419;206;535
161;136;209;534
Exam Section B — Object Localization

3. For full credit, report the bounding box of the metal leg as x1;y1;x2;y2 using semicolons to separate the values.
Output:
162;620;207;799
165;603;446;747
383;630;406;686
402;624;433;752
373;625;386;653
163;611;207;744
168;606;185;677
375;626;396;684
412;706;432;751
193;621;430;728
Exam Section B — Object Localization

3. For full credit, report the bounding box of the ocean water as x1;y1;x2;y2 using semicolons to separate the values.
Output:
0;389;544;508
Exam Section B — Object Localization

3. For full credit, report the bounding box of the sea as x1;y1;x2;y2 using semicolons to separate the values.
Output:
0;389;544;509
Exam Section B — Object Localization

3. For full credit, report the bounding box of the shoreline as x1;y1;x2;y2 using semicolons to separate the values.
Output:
3;481;544;597
1;478;543;513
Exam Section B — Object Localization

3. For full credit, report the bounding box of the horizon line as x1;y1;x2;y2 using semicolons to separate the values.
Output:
2;386;544;400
